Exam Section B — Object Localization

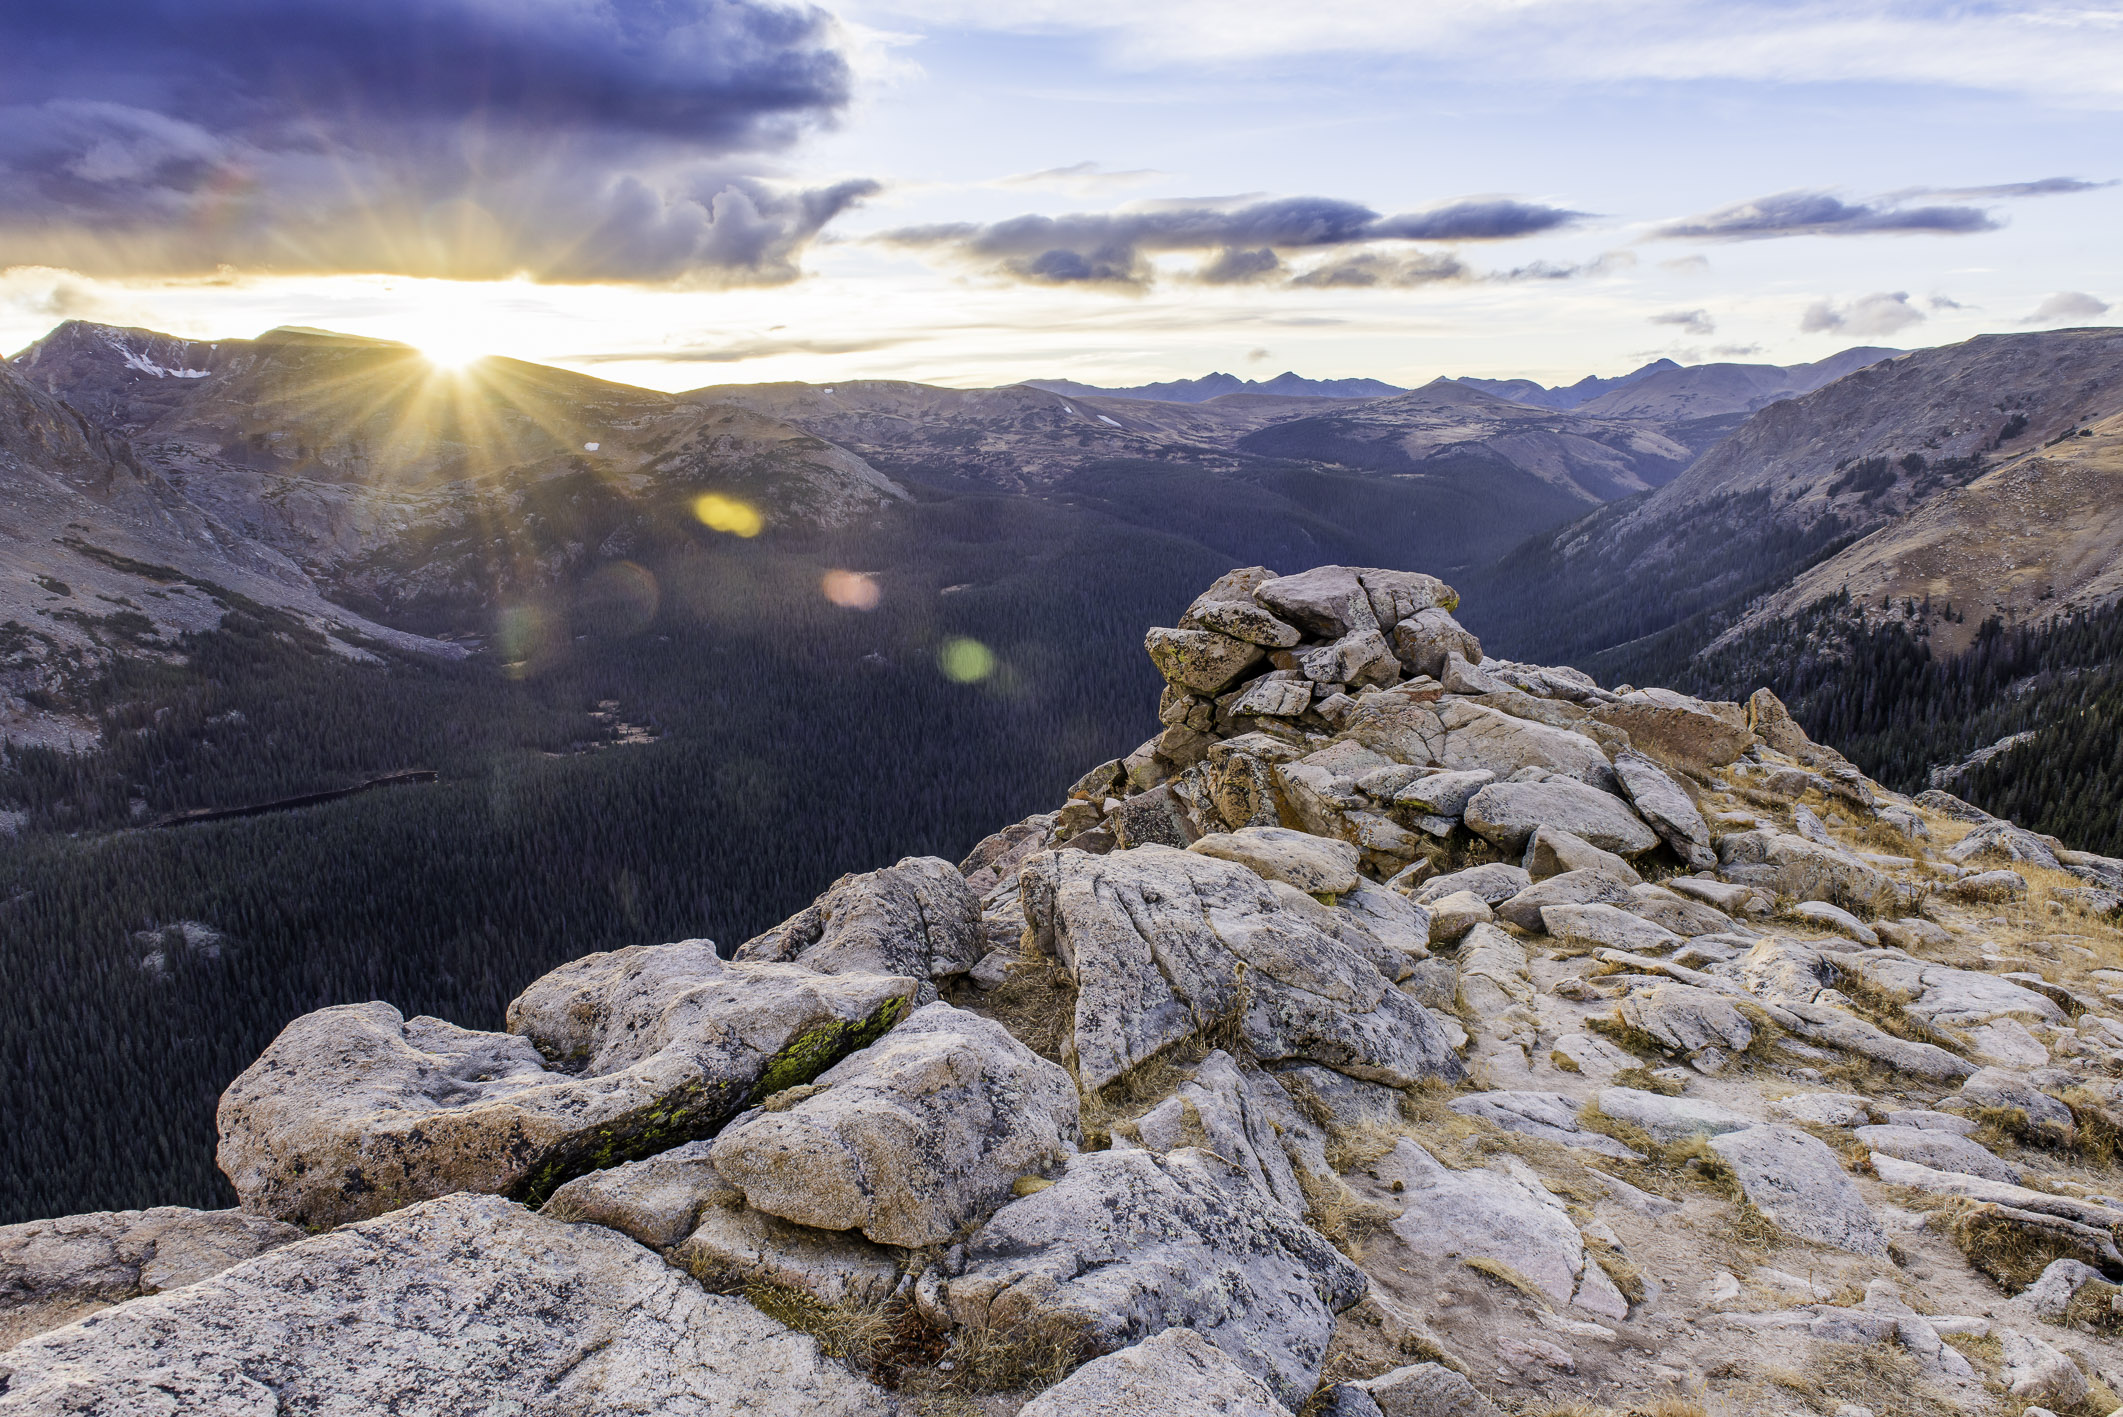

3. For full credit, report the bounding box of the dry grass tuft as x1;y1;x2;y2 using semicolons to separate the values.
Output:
1939;1198;2112;1290
741;1283;894;1372
1610;1065;1685;1096
1760;1341;1964;1417
933;1311;1096;1395
1462;1254;1552;1307
963;956;1077;1066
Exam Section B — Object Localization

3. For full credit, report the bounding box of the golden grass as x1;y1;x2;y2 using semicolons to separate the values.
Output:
1461;1254;1552;1308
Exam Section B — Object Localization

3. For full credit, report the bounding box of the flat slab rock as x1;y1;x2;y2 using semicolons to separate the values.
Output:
1381;1139;1630;1319
1463;780;1658;857
1017;1327;1286;1417
921;1146;1365;1409
1021;844;1462;1093
711;1001;1080;1248
216;943;917;1229
0;1208;303;1349
1448;1091;1640;1159
1708;1124;1891;1258
0;1193;894;1416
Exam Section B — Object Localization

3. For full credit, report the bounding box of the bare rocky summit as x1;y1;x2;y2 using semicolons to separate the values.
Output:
8;562;2123;1414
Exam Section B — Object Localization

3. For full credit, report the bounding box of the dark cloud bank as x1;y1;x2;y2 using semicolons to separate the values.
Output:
0;0;869;283
876;196;1584;289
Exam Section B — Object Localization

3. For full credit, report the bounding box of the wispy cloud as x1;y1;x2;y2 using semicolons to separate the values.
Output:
1904;177;2114;200
1655;191;1999;241
2021;291;2111;325
876;194;1582;289
996;162;1166;195
1799;291;1926;336
1650;309;1716;336
566;335;917;364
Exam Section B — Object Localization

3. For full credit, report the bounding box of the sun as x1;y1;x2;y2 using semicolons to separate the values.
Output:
415;336;489;372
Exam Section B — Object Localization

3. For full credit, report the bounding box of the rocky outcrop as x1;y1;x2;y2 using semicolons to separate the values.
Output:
0;1194;895;1415
217;947;916;1228
1017;1327;1288;1416
920;1146;1366;1407
709;1002;1079;1247
0;1208;302;1348
735;856;984;1001
1021;844;1462;1092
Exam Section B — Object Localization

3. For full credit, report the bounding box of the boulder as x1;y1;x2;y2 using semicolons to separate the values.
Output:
1665;876;1773;915
1523;825;1640;883
1788;899;1878;946
1389;608;1482;680
2001;1328;2092;1407
1392;768;1496;818
1188;826;1361;896
1183;602;1302;650
1850;1125;2020;1185
923;1147;1366;1408
541;1139;734;1250
1708;1125;1890;1257
1337;880;1433;961
1943;869;2028;904
1610;750;1716;869
1300;628;1401;688
1356;568;1459;626
1746;687;1832;763
1613;982;1755;1064
1715;830;1889;908
1342;697;1615;790
1955;1066;2077;1142
711;1002;1079;1248
1381;1140;1629;1318
1946;820;2062;871
0;1207;302;1349
1021;845;1464;1092
216;949;918;1229
1145;627;1267;694
1272;1063;1408;1137
1464;781;1659;857
1623;884;1739;938
1229;676;1313;719
1334;1362;1503;1417
1596;1087;1757;1143
1455;923;1534;1016
1914;788;1992;822
1841;954;2066;1029
736;855;983;998
1017;1327;1288;1417
1109;783;1207;849
1255;565;1379;638
1120;1050;1332;1214
1541;903;1682;955
0;1193;894;1416
1768;1092;1874;1127
1590;698;1754;770
1416;863;1531;906
1494;868;1637;932
1426;891;1493;943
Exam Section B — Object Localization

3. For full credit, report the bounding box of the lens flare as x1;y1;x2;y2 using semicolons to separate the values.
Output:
938;637;996;683
822;569;881;610
693;493;763;537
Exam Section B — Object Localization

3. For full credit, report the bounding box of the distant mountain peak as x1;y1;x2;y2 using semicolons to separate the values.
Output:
1026;371;1407;403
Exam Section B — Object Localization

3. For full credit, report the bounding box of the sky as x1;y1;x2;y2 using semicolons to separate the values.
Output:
1;0;2120;391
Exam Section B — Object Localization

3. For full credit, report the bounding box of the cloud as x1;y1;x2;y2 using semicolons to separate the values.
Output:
1650;308;1716;336
2021;291;2112;325
0;0;866;283
1245;347;1271;362
1799;292;1926;336
875;194;1579;288
567;333;915;363
1929;294;1969;310
1287;252;1469;288
1660;255;1711;273
1915;177;2114;199
1655;190;2000;240
997;162;1166;194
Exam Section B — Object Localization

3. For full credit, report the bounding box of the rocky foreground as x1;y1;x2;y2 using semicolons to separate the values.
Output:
8;564;2123;1416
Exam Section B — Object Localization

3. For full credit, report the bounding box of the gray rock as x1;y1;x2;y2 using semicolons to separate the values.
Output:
1613;982;1755;1064
1356;568;1459;628
1390;607;1482;680
924;1147;1366;1408
1883;1108;1978;1135
0;1207;302;1349
1611;749;1716;869
216;949;918;1229
1851;1125;2020;1184
1523;825;1640;883
1188;825;1361;895
1122;1050;1332;1214
711;1001;1079;1248
1665;876;1773;915
1017;1327;1288;1416
1946;820;2062;871
1021;845;1463;1093
1596;1087;1757;1143
1338;879;1434;961
1340;1362;1503;1417
1494;868;1636;932
1449;1091;1641;1159
2020;1258;2106;1320
2001;1327;2091;1407
1843;954;2065;1029
1416;862;1531;907
1624;884;1739;938
736;855;983;998
1342;696;1615;790
1588;698;1755;771
1273;1063;1408;1136
1708;1125;1890;1257
1382;1140;1629;1318
1788;899;1879;946
1146;627;1269;694
1393;768;1495;817
1464;781;1659;856
1542;903;1684;955
1301;628;1401;689
1767;1092;1874;1127
1255;565;1379;638
1715;829;1889;907
1426;890;1493;943
1109;783;1208;849
1944;868;2028;903
1455;923;1534;1016
541;1139;734;1250
1184;599;1303;649
1956;1066;2076;1142
0;1193;894;1416
1230;676;1313;718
